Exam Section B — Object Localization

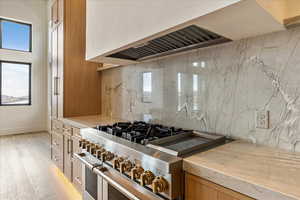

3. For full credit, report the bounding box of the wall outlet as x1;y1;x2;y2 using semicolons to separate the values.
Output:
255;110;270;129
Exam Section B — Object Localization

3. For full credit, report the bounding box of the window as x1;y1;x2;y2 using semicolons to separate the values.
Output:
0;61;31;106
0;18;32;52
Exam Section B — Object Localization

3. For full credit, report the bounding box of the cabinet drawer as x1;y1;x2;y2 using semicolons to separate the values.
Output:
63;124;73;136
73;156;83;193
52;131;63;149
52;120;63;133
72;135;82;155
72;127;81;137
52;147;63;171
64;152;73;181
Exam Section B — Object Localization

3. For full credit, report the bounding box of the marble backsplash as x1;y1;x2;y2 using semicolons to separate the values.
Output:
101;26;300;152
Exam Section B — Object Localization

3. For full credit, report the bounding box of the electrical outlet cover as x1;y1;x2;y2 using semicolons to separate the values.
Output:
255;110;270;129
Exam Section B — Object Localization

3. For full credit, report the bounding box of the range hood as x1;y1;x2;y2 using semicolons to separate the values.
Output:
107;25;231;61
86;0;287;68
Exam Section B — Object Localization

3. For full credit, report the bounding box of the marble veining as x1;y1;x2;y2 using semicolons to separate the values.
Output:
101;26;300;152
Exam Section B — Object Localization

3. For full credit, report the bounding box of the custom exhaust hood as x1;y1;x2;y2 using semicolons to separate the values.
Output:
107;25;231;61
86;0;287;68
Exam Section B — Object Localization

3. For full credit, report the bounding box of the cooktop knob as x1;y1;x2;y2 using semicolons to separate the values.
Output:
101;151;114;162
152;176;169;193
81;140;89;149
113;157;124;169
95;148;106;159
89;144;96;154
120;160;133;173
131;166;144;180
91;145;101;155
79;139;86;148
140;170;155;186
86;143;95;152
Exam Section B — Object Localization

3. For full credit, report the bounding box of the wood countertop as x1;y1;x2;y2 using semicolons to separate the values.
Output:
183;141;300;200
60;115;127;128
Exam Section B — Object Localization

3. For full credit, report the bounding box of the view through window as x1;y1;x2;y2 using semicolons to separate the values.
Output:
0;18;32;106
0;62;31;105
0;19;31;52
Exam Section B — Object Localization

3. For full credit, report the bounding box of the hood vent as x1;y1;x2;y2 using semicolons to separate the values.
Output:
107;25;231;61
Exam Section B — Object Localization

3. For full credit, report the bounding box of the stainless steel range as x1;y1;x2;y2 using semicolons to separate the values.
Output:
74;121;226;200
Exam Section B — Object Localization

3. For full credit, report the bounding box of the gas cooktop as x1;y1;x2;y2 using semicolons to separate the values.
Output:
94;121;193;145
79;121;226;199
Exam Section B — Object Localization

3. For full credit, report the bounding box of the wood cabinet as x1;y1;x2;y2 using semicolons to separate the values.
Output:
50;0;101;119
51;27;61;118
51;119;83;193
72;127;83;193
50;0;100;192
63;124;73;181
51;120;64;172
185;173;255;200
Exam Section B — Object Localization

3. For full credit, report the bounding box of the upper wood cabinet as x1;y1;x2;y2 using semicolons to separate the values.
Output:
49;0;101;119
185;173;255;200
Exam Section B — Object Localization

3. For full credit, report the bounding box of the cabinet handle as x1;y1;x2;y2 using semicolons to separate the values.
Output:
67;139;72;154
54;77;58;95
75;176;82;185
53;156;59;162
67;138;70;154
53;141;58;146
70;139;73;156
54;77;60;95
57;77;60;95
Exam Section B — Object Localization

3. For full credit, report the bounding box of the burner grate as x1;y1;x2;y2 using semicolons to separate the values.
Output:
95;121;192;145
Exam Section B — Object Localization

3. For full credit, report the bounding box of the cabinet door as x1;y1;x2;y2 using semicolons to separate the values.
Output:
57;23;64;118
51;131;64;171
51;28;58;118
63;134;73;181
185;173;217;200
72;128;83;193
58;0;64;24
51;0;58;27
185;173;255;200
51;0;63;27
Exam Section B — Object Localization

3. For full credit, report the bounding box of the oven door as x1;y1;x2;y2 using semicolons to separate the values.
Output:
83;165;130;200
83;166;99;200
99;176;130;200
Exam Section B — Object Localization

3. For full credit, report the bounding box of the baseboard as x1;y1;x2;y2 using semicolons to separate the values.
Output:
0;126;48;136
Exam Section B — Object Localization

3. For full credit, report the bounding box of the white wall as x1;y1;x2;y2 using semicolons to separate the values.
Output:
0;0;48;135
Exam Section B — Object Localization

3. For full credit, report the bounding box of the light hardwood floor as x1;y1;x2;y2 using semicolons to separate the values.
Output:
0;132;82;200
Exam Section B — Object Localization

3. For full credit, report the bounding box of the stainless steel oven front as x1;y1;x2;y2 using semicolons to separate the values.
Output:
78;154;164;200
82;165;131;200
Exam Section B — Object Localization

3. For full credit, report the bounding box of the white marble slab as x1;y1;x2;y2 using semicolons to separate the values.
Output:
101;26;300;152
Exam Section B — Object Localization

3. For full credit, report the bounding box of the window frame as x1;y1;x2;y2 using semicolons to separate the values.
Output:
0;60;32;106
0;18;32;52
